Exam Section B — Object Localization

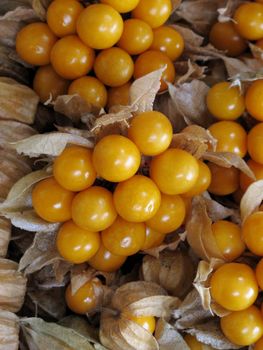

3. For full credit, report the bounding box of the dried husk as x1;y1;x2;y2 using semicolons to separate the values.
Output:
202;192;238;222
0;258;27;312
240;180;263;223
0;310;19;350
175;60;206;84
217;0;245;23
141;250;195;298
155;318;190;350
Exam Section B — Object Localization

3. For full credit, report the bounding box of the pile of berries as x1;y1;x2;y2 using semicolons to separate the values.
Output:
16;0;184;108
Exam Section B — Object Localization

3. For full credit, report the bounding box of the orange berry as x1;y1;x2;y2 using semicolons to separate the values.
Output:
245;80;263;122
247;123;263;164
234;3;263;40
208;163;239;196
141;227;166;250
132;0;172;28
107;82;131;109
183;160;211;198
242;211;263;256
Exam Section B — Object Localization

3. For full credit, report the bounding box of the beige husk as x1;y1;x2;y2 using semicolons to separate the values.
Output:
0;310;19;350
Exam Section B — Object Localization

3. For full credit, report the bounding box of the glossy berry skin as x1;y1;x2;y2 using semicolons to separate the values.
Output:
68;77;107;109
77;4;123;50
221;306;263;346
184;335;213;350
151;26;184;61
32;177;74;223
100;0;140;13
53;146;96;192
126;314;156;333
208;121;247;158
206;82;245;121
134;50;175;92
146;194;185;234
33;65;70;103
47;0;84;37
16;23;57;66
208;163;239;196
50;35;95;79
242;211;263;256
234;3;263;40
117;19;153;56
256;258;263;290
93;135;140;182
65;279;102;314
107;82;131;109
102;217;146;256
88;243;127;272
113;175;161;223
245;80;263;122
132;0;172;29
210;263;258;311
128;111;173;156
248;123;263;164
212;220;245;261
141;227;166;250
240;159;263;192
94;48;134;87
255;337;263;350
72;186;117;232
150;148;199;195
183;160;211;198
209;22;247;57
56;220;100;264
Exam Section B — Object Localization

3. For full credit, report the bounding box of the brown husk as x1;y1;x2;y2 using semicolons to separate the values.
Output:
0;310;19;350
240;180;263;222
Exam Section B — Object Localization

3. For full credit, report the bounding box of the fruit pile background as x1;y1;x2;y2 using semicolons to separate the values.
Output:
2;0;263;349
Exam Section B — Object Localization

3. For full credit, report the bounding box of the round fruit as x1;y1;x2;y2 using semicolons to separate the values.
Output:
56;220;100;263
77;4;123;49
184;335;214;350
47;0;84;37
151;26;184;61
72;186;117;231
208;121;247;158
150;148;199;195
210;263;258;311
183;160;211;198
16;22;57;66
102;217;146;256
88;243;127;272
100;0;140;13
248;123;263;164
256;258;263;290
50;35;95;79
107;82;131;109
134;50;175;92
242;211;263;256
132;0;172;28
240;159;263;192
209;21;247;57
128;111;173;156
255;337;263;350
92;135;140;182
206;82;245;120
146;193;185;234
33;65;70;103
68;77;107;109
212;220;245;261
245;80;263;122
53;146;96;192
208;163;239;196
141;227;166;250
117;19;153;55
94;47;134;87
234;3;263;40
32;177;74;222
65;279;102;314
113;175;161;222
221;306;263;346
125;313;156;333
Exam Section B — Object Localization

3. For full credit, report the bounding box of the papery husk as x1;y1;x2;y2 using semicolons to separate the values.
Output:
249;43;263;62
202;192;238;222
0;310;19;350
31;0;52;21
0;77;39;123
186;196;226;261
240;180;263;223
0;218;11;257
175;60;206;84
155;318;190;350
171;125;217;159
141;250;195;298
172;25;204;49
10;132;94;157
217;0;245;23
0;258;27;312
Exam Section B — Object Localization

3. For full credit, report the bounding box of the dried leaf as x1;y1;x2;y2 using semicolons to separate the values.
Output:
240;180;263;223
0;77;39;124
129;68;165;113
0;258;27;312
142;250;195;298
10;132;94;157
186;196;226;261
21;317;97;350
19;230;61;275
0;310;19;350
155;318;190;350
